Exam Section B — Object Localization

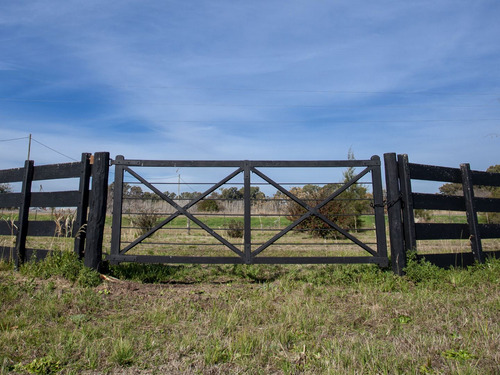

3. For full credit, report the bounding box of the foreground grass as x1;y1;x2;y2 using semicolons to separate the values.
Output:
0;255;499;374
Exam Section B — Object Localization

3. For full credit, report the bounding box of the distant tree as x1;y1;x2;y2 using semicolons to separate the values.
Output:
220;187;243;200
238;186;266;201
129;186;143;197
0;184;11;194
486;165;500;174
439;183;462;196
220;186;265;201
178;191;200;200
198;199;221;212
162;191;177;200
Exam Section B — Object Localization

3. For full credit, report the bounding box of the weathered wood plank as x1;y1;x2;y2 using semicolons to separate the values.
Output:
32;162;82;181
15;160;34;268
0;193;21;208
74;153;92;258
384;153;406;275
0;246;16;261
0;221;17;236
0;167;25;183
0;247;55;262
416;251;500;268
30;191;80;208
471;170;500;187
461;163;484;263
398;154;417;252
475;197;500;212
84;152;109;271
479;224;500;239
415;223;469;240
0;220;78;237
412;193;465;211
408;163;462;183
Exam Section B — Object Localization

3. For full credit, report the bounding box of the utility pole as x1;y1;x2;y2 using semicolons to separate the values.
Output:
27;134;32;160
177;171;191;235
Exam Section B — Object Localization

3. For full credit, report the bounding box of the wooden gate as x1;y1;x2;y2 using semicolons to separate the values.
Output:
108;156;388;266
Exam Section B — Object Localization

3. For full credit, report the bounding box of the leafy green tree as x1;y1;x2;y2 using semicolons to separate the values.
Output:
129;186;143;197
439;183;462;196
286;152;370;238
239;186;265;201
220;187;243;201
220;186;265;201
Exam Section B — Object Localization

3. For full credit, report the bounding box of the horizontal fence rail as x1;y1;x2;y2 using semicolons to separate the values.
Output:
0;153;109;270
384;153;500;274
3;151;497;275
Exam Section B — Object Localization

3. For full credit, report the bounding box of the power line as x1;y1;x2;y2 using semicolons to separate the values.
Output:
0;136;29;142
31;138;78;162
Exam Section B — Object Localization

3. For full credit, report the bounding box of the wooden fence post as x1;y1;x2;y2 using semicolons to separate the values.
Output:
398;154;417;253
110;155;124;264
370;155;388;261
460;163;484;263
84;152;109;271
384;153;406;275
15;160;34;269
74;153;92;258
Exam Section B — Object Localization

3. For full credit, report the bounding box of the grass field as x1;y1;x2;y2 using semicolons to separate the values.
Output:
1;209;499;374
1;252;499;374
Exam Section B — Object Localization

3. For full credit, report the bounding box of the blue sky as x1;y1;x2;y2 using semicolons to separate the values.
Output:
1;0;499;174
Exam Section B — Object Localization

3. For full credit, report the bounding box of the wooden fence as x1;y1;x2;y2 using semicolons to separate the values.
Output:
384;153;500;275
1;152;499;274
0;152;109;270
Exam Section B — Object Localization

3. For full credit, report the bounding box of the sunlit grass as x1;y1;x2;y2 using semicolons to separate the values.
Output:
1;256;499;374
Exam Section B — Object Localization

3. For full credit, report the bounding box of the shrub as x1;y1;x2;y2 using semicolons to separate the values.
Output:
227;220;244;238
198;199;221;212
404;252;444;283
286;182;370;239
414;209;432;223
129;212;161;236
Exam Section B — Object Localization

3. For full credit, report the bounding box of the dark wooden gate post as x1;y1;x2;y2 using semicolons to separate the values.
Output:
15;160;34;269
84;152;109;271
460;163;484;263
110;155;125;264
370;155;388;261
398;154;417;253
74;153;92;258
384;153;406;275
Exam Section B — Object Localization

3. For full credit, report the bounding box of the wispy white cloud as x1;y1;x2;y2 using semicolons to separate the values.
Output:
0;0;499;175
